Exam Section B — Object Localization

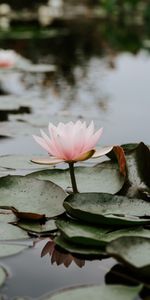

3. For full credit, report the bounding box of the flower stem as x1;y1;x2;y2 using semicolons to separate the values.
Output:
69;163;78;193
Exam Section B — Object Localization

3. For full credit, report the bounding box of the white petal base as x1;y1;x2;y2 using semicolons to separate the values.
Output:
31;157;64;165
92;146;113;158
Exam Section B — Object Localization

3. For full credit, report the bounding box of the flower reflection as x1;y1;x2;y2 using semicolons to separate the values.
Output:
41;239;85;268
0;49;16;68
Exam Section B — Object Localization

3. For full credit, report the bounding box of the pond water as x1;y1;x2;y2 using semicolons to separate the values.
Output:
0;19;150;299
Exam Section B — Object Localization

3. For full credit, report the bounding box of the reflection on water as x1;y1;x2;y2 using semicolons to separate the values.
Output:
0;50;150;147
41;239;85;268
0;16;150;300
0;239;114;299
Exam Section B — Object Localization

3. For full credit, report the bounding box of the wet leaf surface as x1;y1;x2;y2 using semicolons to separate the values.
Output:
107;237;150;276
30;161;125;194
16;219;57;234
56;218;150;247
0;176;66;218
54;235;107;257
119;143;150;199
64;193;150;225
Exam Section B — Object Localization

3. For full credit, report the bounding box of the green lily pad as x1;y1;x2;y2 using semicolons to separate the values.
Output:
55;235;107;257
121;143;139;154
0;176;66;218
107;237;150;276
107;142;150;199
0;244;27;258
13;298;29;300
126;142;150;187
0;155;51;177
0;266;7;287
42;285;141;300
56;218;150;247
0;223;28;241
30;161;125;194
0;209;16;223
64;193;150;225
16;219;57;234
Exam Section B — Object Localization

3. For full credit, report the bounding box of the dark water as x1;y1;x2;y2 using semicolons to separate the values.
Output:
0;18;150;299
0;239;115;299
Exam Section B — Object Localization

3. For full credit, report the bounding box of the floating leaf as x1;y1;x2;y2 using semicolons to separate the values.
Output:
0;223;28;241
29;161;125;194
42;284;141;300
0;266;7;287
120;142;150;199
16;219;57;234
0;176;66;218
121;143;139;154
0;244;27;258
0;155;51;177
55;235;107;257
64;193;150;225
0;209;16;223
56;218;150;247
107;237;150;276
56;218;110;246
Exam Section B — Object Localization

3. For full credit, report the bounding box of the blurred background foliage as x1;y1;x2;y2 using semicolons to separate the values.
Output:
0;0;150;84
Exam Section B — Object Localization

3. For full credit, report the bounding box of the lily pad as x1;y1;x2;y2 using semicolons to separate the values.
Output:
0;209;16;223
0;244;27;258
30;161;125;194
0;223;28;241
16;219;57;234
55;235;107;257
118;143;150;199
64;193;150;225
0;266;7;287
0;176;66;218
107;237;150;276
126;142;150;186
56;218;150;247
0;155;51;177
42;285;141;300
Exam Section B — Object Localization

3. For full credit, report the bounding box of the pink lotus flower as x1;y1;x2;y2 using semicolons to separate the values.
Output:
0;50;16;68
32;120;112;165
